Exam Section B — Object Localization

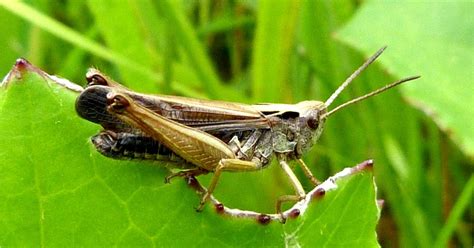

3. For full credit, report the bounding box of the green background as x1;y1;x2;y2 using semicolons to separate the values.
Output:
0;1;472;247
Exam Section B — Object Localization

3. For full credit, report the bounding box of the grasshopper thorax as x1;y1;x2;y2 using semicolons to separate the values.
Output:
263;100;327;158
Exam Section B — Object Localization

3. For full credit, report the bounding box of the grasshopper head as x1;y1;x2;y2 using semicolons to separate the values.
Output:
293;47;420;156
292;100;327;156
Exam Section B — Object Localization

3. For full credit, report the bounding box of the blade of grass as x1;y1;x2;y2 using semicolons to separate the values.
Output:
0;1;207;98
57;26;98;77
197;16;254;37
251;0;301;102
434;176;474;248
383;135;433;247
86;0;161;93
154;0;225;99
0;1;158;82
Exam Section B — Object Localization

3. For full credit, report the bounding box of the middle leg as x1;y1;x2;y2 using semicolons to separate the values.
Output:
276;156;306;221
297;158;320;186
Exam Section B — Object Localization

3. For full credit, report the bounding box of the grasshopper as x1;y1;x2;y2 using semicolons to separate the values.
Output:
75;47;419;223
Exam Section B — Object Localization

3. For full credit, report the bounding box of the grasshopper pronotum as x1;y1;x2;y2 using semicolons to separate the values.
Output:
75;47;419;223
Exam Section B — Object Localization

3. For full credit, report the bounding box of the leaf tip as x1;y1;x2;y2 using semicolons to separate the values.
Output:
2;58;44;88
215;203;225;214
311;188;326;200
14;57;32;70
13;58;47;78
257;214;272;225
1;58;84;93
354;159;374;172
377;199;385;209
288;208;301;219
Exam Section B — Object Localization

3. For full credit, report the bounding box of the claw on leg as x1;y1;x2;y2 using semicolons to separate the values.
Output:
276;195;304;223
196;192;211;212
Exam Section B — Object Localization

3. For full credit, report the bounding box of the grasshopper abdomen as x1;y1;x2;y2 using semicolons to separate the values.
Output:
92;131;192;168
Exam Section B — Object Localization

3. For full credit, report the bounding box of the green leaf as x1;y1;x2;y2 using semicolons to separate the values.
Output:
0;61;380;247
336;1;474;157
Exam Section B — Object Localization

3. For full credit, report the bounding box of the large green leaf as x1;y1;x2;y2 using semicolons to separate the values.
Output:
336;1;474;157
0;61;380;247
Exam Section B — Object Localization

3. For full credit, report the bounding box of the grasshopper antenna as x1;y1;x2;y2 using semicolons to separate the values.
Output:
322;75;420;119
324;46;387;108
321;46;420;119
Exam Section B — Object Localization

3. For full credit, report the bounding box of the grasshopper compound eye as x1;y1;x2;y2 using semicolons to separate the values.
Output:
307;116;319;130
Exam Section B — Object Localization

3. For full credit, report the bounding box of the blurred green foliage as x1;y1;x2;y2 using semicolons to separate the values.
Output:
0;0;471;247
